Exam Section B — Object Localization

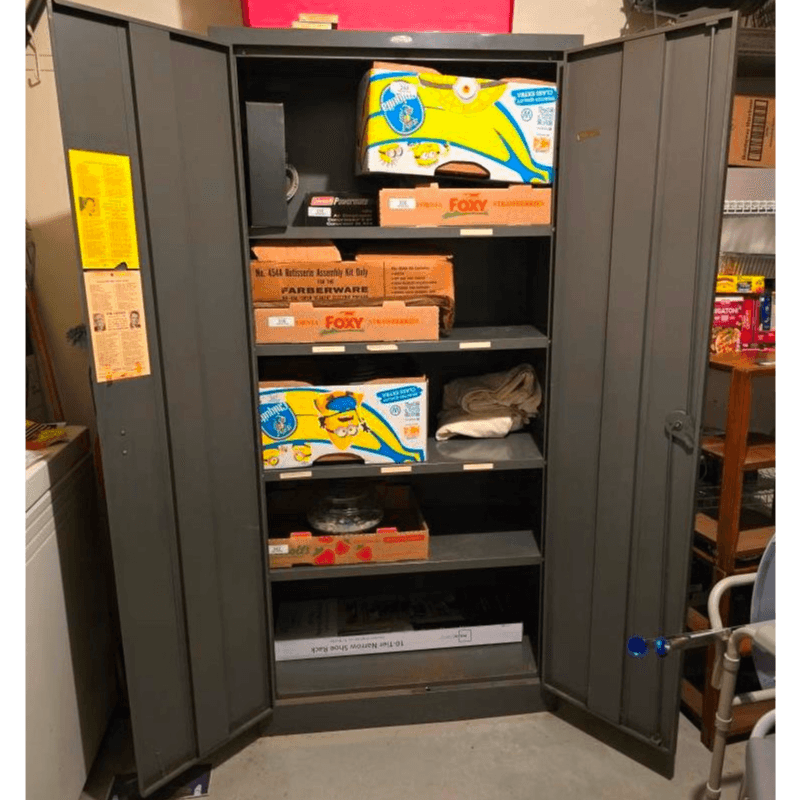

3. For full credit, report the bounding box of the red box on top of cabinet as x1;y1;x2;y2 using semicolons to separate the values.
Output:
240;1;513;34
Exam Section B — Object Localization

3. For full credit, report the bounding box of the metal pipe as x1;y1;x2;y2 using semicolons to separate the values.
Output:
750;709;776;738
705;627;758;800
708;574;756;630
733;688;776;708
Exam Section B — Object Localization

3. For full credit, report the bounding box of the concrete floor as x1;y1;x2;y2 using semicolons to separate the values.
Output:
80;708;746;800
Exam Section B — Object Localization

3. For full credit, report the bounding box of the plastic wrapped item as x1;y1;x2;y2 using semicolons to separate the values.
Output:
307;482;384;534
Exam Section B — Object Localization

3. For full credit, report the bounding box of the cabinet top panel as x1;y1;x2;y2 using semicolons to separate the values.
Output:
209;26;582;59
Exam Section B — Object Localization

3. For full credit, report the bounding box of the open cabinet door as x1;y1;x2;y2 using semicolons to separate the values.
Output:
543;15;737;774
49;2;272;794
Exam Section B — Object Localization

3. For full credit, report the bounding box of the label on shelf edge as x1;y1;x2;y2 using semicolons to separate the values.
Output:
279;470;313;479
312;345;346;353
367;343;399;351
462;463;495;471
460;228;494;237
459;341;492;350
381;465;413;474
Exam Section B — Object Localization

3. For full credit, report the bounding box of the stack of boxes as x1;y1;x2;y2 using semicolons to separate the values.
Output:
711;274;774;356
711;91;776;356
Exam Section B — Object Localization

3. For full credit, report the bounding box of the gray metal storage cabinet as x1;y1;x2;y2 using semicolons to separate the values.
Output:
47;2;738;795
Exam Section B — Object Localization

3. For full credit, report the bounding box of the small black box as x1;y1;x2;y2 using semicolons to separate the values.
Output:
304;193;377;227
245;102;288;229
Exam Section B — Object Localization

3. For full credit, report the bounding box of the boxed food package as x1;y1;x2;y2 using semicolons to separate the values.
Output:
739;294;776;352
267;484;429;569
710;296;743;355
729;95;775;167
715;274;765;294
379;184;551;227
740;297;756;348
754;293;775;346
254;301;440;343
259;377;427;470
357;62;557;184
303;192;377;227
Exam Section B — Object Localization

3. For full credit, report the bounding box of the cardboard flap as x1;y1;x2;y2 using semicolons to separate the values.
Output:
252;240;341;262
372;61;440;76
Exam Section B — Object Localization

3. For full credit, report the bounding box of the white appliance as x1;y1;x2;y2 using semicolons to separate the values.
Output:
26;426;118;800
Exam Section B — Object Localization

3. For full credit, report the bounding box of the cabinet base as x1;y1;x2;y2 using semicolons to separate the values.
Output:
264;679;544;736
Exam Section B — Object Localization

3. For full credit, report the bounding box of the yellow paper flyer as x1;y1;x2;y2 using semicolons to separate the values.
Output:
68;150;140;270
83;271;151;382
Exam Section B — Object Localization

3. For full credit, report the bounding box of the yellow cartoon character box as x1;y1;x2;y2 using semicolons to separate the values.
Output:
259;378;427;470
357;63;557;185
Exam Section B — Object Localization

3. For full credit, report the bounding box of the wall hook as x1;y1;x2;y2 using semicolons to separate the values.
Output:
27;25;41;87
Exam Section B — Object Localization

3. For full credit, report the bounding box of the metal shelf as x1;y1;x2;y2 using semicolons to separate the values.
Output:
249;225;552;241
275;634;538;698
263;431;544;482
269;530;541;582
255;325;548;357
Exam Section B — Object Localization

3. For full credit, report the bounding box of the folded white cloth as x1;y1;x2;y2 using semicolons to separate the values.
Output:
435;364;542;441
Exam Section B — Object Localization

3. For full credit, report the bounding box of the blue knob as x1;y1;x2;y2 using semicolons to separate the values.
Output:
627;636;648;658
655;638;669;658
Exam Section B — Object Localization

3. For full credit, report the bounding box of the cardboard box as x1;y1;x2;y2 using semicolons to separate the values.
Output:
250;242;455;329
729;95;775;167
357;63;557;184
754;293;775;345
267;484;429;569
380;184;551;227
259;377;427;470
274;588;523;660
772;291;775;334
254;301;439;343
716;274;765;294
711;296;743;355
242;1;512;34
740;297;756;348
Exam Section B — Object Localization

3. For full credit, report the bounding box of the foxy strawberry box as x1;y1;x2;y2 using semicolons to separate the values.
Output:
259;377;428;471
267;484;429;569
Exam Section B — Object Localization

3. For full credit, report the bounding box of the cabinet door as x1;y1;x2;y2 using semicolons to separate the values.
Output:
49;2;272;794
543;14;737;773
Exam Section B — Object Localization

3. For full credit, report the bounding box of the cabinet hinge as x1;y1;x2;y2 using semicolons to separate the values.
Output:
664;410;695;452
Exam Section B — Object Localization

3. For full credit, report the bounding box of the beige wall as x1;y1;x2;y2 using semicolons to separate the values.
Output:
513;0;655;44
25;1;242;431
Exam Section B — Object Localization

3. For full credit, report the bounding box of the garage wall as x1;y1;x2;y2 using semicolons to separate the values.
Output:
513;0;656;44
25;0;242;432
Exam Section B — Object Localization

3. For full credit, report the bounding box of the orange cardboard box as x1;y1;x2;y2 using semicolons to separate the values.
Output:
267;484;429;569
250;241;455;329
729;94;775;167
379;184;552;227
254;300;439;343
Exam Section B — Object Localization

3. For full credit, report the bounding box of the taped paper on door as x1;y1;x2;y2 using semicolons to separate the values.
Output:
68;150;140;270
84;271;151;382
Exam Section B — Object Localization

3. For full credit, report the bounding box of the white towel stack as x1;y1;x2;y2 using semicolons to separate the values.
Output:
435;364;542;441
